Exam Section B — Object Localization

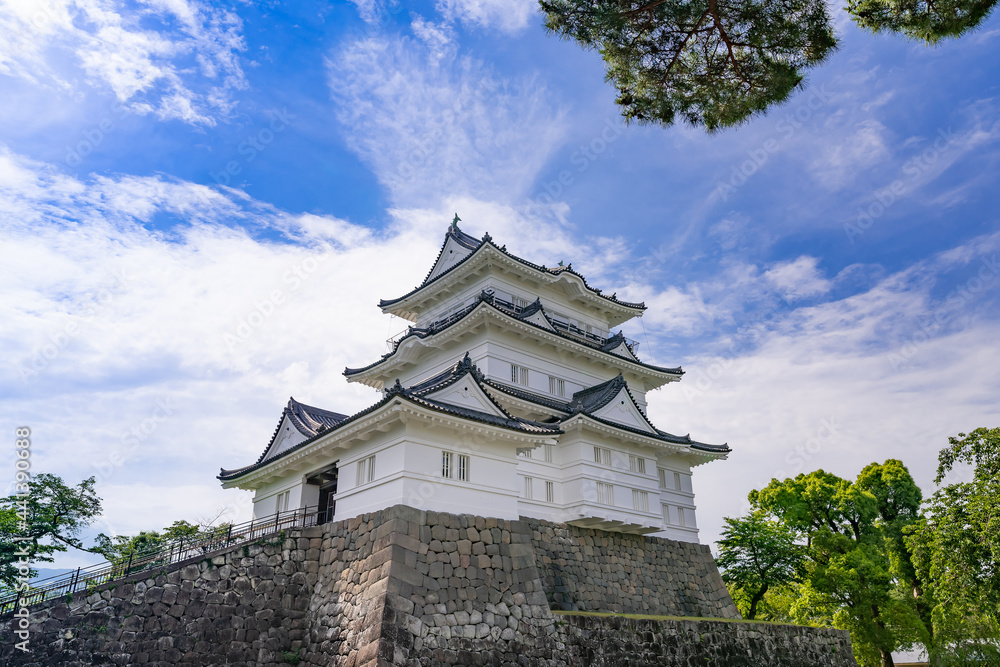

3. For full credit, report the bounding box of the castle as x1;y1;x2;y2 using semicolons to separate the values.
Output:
220;220;729;541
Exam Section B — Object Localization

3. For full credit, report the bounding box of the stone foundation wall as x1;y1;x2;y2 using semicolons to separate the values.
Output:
525;518;740;618
1;505;855;666
555;613;858;667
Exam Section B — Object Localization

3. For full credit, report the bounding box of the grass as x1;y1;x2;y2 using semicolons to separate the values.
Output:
551;610;819;627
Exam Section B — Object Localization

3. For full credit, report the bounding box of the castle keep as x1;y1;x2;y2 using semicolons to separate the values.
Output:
220;221;729;541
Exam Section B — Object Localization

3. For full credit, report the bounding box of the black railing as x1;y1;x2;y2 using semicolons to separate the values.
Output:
385;291;639;356
0;505;324;615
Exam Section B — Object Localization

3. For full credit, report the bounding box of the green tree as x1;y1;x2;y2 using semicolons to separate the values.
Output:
752;461;927;667
906;428;1000;665
540;0;998;131
716;509;805;619
0;474;102;588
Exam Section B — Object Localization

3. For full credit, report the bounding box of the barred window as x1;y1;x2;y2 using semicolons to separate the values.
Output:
458;454;470;482
442;451;453;478
356;456;375;486
545;481;555;503
524;476;534;500
548;376;565;396
629;455;646;474
596;482;614;506
511;364;529;385
593;446;611;466
632;490;649;512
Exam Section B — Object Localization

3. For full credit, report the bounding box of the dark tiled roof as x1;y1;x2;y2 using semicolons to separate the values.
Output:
287;399;348;436
570;412;731;453
379;224;646;311
345;292;682;378
220;355;560;482
487;374;730;455
483;379;573;414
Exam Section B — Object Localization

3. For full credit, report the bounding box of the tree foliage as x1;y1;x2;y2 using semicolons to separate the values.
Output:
905;427;1000;665
744;461;927;667
717;509;805;619
0;474;102;588
540;0;998;131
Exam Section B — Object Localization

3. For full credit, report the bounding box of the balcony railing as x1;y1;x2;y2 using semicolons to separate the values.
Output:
384;289;640;356
0;505;324;616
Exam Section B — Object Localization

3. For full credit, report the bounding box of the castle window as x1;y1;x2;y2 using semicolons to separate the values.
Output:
458;454;469;481
545;481;554;503
675;472;683;491
663;505;687;527
512;296;530;311
596;482;614;506
593;446;611;466
632;490;649;512
524;476;534;500
543;444;554;463
658;468;668;489
356;455;375;486
442;451;453;478
517;447;533;459
548;376;565;397
629;455;646;474
275;490;290;513
511;364;529;385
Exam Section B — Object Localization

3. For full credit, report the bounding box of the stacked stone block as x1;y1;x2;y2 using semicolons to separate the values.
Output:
526;518;740;618
1;504;855;666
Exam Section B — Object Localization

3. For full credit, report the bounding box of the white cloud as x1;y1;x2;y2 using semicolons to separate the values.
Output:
327;31;566;206
809;119;891;190
0;0;247;126
763;256;832;301
2;143;998;568
435;0;539;34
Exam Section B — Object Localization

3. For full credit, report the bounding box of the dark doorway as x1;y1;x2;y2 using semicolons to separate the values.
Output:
306;464;338;524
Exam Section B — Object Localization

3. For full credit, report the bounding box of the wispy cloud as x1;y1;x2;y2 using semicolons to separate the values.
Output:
0;0;247;126
327;29;566;206
435;0;539;34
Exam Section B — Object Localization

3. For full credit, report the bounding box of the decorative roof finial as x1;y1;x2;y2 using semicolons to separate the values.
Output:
451;213;461;230
387;378;404;396
558;260;564;267
482;231;492;243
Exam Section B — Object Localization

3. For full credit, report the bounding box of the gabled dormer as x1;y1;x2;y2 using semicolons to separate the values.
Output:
569;374;656;434
379;220;646;327
244;398;348;472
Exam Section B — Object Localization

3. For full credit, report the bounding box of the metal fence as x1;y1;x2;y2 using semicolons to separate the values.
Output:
0;505;324;615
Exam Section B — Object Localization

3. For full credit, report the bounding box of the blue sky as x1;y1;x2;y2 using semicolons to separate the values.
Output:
2;0;999;568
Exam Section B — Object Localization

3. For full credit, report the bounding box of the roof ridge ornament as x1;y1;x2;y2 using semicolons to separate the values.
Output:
451;213;461;230
387;378;405;396
482;231;492;243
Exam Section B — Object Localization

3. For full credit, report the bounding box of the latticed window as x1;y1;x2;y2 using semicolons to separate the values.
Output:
658;468;668;489
545;481;554;503
548;376;565;396
458;455;469;482
632;490;649;512
356;455;375;486
593;446;611;466
511;364;529;385
629;455;646;474
442;451;453;478
524;476;534;499
596;482;614;506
